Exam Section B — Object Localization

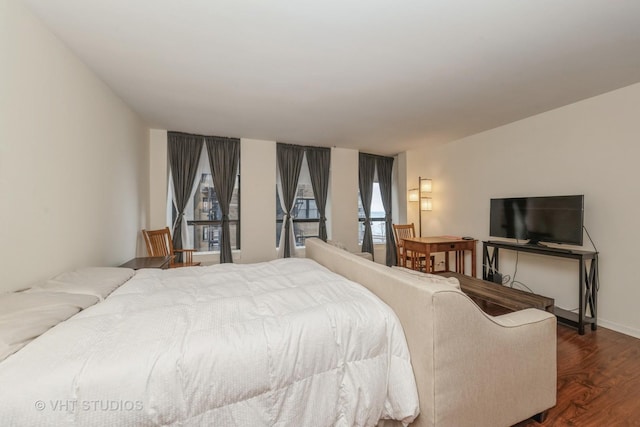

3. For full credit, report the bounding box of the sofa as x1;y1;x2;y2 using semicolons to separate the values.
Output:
305;238;557;427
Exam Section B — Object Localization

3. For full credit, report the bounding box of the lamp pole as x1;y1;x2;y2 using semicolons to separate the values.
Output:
418;176;423;237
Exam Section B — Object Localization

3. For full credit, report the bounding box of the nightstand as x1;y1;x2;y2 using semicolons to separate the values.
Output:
119;256;172;270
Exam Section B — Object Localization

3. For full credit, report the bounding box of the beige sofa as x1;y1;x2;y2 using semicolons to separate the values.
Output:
305;238;556;427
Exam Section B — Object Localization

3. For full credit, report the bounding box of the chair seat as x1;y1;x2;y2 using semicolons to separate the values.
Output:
169;261;201;268
402;252;435;272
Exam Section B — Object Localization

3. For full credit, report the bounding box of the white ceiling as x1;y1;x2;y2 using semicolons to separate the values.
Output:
23;0;640;155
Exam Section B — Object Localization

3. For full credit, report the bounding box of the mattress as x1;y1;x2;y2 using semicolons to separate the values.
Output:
0;258;419;426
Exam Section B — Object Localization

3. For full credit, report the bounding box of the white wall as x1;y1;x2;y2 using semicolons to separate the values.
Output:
240;139;277;263
394;152;408;225
0;0;149;292
328;147;360;252
406;82;640;337
148;129;168;230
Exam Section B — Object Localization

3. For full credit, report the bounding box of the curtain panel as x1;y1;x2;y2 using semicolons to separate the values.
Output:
358;153;377;258
306;147;331;242
167;132;203;260
205;136;240;264
276;143;305;258
376;156;396;266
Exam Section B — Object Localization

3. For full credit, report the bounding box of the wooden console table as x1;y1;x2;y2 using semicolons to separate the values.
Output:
439;271;554;314
483;241;599;334
402;236;477;276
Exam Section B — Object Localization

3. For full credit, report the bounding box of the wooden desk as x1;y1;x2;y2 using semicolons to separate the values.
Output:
402;236;477;276
119;256;172;270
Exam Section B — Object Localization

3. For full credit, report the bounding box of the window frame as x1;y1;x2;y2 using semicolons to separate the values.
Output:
275;152;321;248
170;143;241;253
358;180;387;244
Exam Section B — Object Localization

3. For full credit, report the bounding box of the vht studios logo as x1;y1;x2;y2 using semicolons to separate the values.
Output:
34;400;143;412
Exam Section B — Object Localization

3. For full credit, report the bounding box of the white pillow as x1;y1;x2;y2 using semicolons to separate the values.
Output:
391;266;461;290
27;267;134;300
0;291;98;362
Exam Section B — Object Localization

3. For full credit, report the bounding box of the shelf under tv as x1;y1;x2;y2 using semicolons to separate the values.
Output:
553;307;597;330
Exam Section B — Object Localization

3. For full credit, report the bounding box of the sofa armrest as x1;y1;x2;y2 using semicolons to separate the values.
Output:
490;307;556;327
431;292;556;427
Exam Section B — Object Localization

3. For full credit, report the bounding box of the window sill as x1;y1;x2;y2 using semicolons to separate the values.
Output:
193;249;242;265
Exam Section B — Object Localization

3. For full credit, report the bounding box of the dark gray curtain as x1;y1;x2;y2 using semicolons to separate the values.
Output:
358;153;377;258
306;147;331;242
277;143;305;258
168;132;203;260
376;156;397;266
205;136;240;264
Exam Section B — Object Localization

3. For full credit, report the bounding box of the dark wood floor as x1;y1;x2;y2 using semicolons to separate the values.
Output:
515;323;640;426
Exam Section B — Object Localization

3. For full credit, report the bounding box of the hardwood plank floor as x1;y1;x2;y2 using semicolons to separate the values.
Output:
515;323;640;427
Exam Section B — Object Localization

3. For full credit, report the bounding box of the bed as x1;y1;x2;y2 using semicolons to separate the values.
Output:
0;256;420;426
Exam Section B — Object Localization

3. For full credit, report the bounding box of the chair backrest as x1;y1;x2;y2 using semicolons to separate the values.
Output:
392;223;417;267
142;227;174;258
392;223;416;243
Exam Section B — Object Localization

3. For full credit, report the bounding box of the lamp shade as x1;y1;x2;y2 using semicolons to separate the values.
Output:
420;178;432;193
408;188;419;202
421;197;432;211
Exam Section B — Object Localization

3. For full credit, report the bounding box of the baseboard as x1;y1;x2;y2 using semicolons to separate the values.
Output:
597;318;640;339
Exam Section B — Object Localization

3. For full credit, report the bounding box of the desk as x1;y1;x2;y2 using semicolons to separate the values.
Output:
119;256;172;270
402;236;477;276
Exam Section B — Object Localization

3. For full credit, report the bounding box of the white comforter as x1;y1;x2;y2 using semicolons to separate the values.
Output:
0;258;419;426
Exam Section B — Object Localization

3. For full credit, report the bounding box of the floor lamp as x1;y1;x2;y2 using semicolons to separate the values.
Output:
408;177;432;237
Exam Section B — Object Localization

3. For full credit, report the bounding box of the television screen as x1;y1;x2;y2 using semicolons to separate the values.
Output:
490;195;584;245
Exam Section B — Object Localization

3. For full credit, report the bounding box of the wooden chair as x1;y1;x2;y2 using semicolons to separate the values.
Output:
142;227;201;268
392;223;434;271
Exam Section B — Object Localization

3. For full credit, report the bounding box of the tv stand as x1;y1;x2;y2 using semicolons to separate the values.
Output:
483;240;599;334
523;242;574;253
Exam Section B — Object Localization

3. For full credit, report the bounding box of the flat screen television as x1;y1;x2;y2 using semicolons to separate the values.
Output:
489;195;584;246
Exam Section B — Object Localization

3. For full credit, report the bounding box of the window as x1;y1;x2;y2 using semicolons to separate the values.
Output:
358;179;386;244
276;152;320;247
171;145;240;252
